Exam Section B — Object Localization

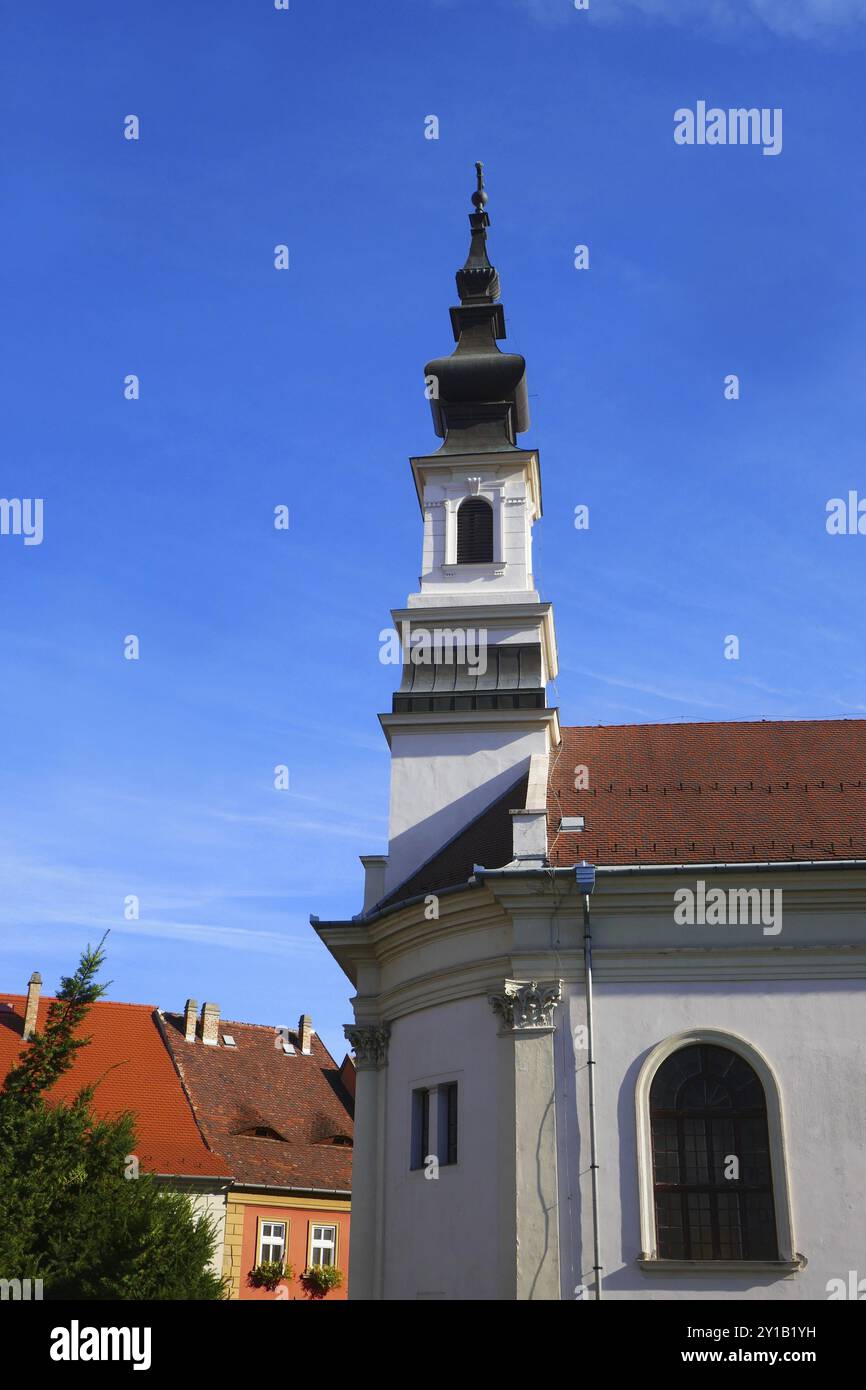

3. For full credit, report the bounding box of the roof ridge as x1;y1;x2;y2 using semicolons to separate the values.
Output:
164;1010;315;1036
0;994;156;1010
561;716;866;732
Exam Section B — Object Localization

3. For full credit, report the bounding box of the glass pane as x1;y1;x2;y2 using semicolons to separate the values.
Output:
651;1044;778;1261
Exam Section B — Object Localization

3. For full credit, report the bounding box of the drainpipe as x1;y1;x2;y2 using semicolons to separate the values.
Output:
575;860;602;1300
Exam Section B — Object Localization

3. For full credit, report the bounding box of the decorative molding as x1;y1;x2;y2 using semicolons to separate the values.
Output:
344;1023;391;1069
489;978;562;1032
637;1257;804;1277
505;496;525;506
424;499;446;509
467;476;483;494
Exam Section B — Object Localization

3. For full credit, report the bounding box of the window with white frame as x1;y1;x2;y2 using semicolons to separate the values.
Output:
258;1220;286;1265
634;1029;798;1268
309;1223;336;1267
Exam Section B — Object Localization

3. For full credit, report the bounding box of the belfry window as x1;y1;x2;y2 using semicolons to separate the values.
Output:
456;497;493;564
649;1043;778;1261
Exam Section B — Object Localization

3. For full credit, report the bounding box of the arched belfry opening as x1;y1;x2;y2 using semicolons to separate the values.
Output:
456;496;493;564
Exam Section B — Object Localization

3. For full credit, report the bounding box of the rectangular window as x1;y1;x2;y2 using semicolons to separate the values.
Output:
411;1087;429;1170
259;1220;286;1265
438;1082;458;1166
309;1223;336;1267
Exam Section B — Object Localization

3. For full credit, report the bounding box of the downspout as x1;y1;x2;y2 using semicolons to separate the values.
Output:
576;861;602;1300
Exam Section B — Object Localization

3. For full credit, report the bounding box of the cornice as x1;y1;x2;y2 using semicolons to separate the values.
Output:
481;868;866;916
316;867;866;1003
409;449;542;520
389;603;559;684
379;706;561;746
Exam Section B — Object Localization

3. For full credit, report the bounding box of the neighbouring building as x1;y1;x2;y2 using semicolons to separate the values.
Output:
312;167;866;1301
160;1001;353;1300
1;979;354;1300
0;978;232;1273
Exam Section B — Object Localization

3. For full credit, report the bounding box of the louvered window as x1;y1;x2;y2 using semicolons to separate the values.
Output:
650;1044;778;1260
456;497;493;563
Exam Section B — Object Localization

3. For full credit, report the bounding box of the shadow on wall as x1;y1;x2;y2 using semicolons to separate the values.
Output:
382;759;531;903
558;994;585;1300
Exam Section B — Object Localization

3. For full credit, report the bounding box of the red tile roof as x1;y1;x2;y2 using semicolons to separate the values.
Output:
160;1014;353;1193
549;719;866;866
0;995;229;1179
373;719;866;907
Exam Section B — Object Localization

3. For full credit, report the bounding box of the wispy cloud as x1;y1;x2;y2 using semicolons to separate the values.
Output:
564;665;740;712
0;853;340;960
509;0;866;40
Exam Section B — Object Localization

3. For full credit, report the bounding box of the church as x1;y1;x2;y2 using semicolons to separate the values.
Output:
312;167;866;1302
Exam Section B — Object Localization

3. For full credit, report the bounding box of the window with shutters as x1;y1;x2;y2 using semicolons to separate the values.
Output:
456;497;493;563
649;1043;778;1260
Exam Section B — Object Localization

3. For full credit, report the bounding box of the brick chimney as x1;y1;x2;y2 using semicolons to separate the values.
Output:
298;1013;313;1055
23;972;41;1041
200;1001;220;1046
183;998;198;1043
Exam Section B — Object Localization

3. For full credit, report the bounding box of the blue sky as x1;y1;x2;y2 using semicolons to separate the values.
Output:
3;0;865;1060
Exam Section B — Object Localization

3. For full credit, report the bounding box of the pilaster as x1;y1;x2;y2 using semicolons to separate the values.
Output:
489;979;563;1300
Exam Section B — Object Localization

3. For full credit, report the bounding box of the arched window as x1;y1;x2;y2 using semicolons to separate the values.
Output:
649;1043;777;1260
456;497;493;564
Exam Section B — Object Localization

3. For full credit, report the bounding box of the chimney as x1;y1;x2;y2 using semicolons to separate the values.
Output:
23;972;41;1041
359;855;388;914
200;1001;220;1046
298;1013;313;1055
183;998;198;1043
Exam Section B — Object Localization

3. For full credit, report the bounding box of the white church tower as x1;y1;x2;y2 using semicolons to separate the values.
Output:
313;169;866;1304
373;162;560;903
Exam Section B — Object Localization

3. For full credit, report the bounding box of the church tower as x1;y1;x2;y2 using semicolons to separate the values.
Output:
374;165;560;902
315;167;866;1308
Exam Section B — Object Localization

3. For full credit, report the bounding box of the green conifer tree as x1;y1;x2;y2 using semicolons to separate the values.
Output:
0;940;225;1299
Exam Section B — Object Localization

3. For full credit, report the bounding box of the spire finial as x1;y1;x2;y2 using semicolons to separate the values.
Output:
456;161;499;304
472;160;488;213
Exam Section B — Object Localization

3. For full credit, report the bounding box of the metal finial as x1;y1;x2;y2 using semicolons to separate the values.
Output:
471;161;488;212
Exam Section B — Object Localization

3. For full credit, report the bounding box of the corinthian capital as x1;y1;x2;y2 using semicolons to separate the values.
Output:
489;979;562;1032
344;1022;391;1068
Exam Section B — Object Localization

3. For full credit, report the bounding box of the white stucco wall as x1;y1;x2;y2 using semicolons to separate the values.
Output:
384;726;546;894
186;1188;228;1277
380;997;505;1300
559;979;866;1301
328;869;866;1301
